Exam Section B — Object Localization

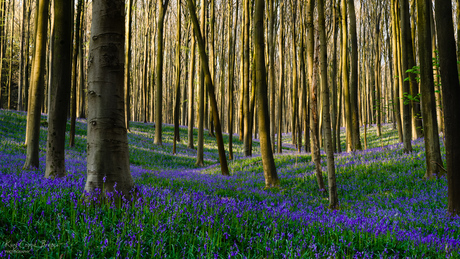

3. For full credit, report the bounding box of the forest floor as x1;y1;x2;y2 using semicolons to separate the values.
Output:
0;109;459;258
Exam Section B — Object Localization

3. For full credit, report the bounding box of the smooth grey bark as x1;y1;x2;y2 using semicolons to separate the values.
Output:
254;0;279;187
341;0;352;152
196;0;205;166
45;0;72;179
173;1;181;155
390;0;403;143
23;0;49;169
154;0;170;145
277;2;284;154
85;0;134;198
187;30;196;149
331;0;339;153
268;0;275;152
400;0;413;153
318;0;338;209
307;0;325;191
228;0;239;160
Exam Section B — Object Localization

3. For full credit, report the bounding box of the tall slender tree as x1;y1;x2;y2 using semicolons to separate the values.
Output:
228;0;239;160
124;0;134;131
268;0;275;152
243;0;251;156
253;0;278;187
341;0;352;152
154;0;170;145
318;0;338;208
307;0;325;191
417;0;443;180
173;0;182;155
400;0;413;153
69;0;84;148
277;1;284;154
23;0;49;169
196;0;206;166
348;0;361;151
187;33;196;149
17;0;27;111
186;0;229;176
45;0;72;179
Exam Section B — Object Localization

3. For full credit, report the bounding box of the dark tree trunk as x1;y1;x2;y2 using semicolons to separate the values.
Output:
434;0;460;216
45;0;72;179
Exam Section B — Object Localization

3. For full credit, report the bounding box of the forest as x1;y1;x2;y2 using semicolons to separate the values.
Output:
0;0;460;257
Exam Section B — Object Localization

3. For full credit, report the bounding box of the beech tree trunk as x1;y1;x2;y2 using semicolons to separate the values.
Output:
318;0;338;209
254;0;278;188
154;0;170;145
196;0;205;166
228;0;239;160
417;0;443;180
173;0;181;155
23;0;49;169
400;0;413;153
307;0;325;191
186;0;229;176
45;0;72;179
277;2;284;154
434;0;460;216
341;0;352;152
69;0;83;148
85;0;134;198
187;29;196;150
348;0;362;151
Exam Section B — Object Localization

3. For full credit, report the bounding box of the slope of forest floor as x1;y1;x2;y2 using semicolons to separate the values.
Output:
0;109;459;258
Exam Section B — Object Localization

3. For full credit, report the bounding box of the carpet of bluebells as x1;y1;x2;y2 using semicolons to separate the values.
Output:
0;109;459;258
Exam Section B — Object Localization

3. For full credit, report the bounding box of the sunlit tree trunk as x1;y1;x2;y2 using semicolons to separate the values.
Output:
186;0;229;175
277;2;284;154
400;0;413;153
188;29;196;150
124;0;134;130
318;0;338;208
173;1;181;155
268;0;275;152
341;0;352;152
23;0;49;169
154;0;170;145
196;0;206;166
331;0;339;153
45;0;72;179
391;0;403;143
228;0;239;160
253;0;278;187
307;0;325;191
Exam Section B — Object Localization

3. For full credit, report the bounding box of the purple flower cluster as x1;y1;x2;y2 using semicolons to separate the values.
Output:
0;109;459;258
